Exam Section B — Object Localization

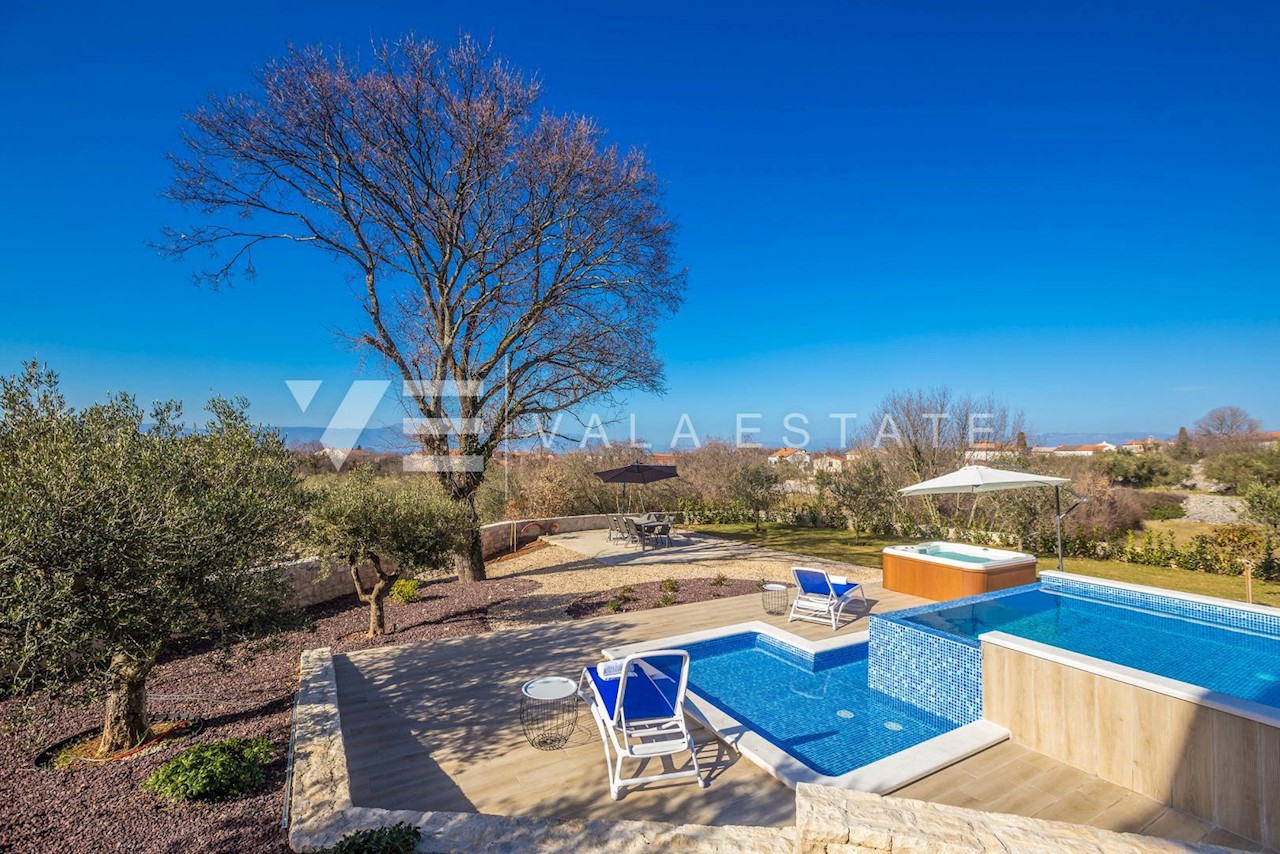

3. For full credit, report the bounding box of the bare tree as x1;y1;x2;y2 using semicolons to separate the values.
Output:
1194;406;1261;441
161;36;685;581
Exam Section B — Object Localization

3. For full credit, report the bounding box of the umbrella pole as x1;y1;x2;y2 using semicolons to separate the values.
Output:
1055;485;1064;572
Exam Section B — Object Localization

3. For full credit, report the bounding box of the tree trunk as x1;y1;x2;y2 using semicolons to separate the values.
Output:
352;556;395;637
452;493;488;582
99;653;153;755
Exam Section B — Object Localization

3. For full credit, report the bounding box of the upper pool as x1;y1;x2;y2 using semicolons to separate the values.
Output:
899;585;1280;708
680;633;953;777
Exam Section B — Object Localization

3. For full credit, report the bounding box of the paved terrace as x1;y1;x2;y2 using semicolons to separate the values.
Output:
332;586;1265;850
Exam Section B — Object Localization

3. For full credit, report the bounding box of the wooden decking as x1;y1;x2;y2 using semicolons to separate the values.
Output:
332;585;1268;850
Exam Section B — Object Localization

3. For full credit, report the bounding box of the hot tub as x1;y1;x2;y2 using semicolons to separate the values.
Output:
882;541;1038;601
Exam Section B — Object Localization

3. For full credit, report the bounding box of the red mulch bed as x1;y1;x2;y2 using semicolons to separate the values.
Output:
566;577;762;618
0;575;535;854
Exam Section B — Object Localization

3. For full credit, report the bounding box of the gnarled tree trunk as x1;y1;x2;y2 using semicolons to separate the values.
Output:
100;652;154;755
351;555;396;637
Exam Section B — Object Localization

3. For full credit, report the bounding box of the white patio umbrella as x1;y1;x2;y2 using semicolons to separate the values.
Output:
898;465;1082;571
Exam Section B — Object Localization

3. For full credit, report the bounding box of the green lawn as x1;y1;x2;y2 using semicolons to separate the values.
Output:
690;522;1280;608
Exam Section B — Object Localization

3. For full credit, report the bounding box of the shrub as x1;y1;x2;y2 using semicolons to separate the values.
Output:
605;598;624;613
143;737;274;801
660;578;680;593
388;578;421;604
657;593;678;607
711;572;728;587
617;585;635;603
324;822;422;854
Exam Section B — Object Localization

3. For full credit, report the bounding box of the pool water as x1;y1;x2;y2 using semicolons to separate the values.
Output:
902;587;1280;708
925;549;992;564
680;633;953;776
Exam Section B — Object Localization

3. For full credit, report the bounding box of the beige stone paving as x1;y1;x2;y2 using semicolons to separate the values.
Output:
485;530;880;630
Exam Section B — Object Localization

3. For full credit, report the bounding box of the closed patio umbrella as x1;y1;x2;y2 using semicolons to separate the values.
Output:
595;463;679;513
898;465;1082;571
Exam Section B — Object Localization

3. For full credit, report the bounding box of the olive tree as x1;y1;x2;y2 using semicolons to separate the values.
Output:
728;463;781;532
307;469;466;636
829;456;894;544
1244;483;1280;531
161;35;685;582
0;364;303;754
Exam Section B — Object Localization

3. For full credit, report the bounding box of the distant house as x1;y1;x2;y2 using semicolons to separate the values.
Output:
649;452;679;465
768;447;810;467
1121;436;1167;454
1246;431;1280;449
811;453;845;474
1051;442;1118;457
965;442;1015;463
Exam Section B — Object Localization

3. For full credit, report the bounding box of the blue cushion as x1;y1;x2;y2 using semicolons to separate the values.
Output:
587;663;678;722
832;581;860;598
794;569;830;596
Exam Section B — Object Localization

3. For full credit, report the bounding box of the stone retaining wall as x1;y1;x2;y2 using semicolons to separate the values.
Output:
288;646;1221;854
479;514;608;559
278;514;610;608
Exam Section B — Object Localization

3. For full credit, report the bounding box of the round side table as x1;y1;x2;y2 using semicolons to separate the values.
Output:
520;676;579;750
761;582;790;615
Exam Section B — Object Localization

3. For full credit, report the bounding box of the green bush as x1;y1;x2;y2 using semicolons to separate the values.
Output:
657;592;678;607
660;578;680;593
143;737;274;801
605;598;624;613
324;822;422;854
711;572;728;587
616;585;635;603
388;578;421;604
1144;502;1186;521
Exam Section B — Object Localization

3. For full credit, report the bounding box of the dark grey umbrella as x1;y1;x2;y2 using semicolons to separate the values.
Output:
595;463;679;513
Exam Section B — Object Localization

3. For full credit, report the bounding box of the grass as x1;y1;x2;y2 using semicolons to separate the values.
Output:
691;522;1280;608
1141;519;1226;544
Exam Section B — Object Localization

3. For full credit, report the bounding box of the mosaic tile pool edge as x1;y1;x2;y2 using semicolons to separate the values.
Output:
867;616;982;726
1042;574;1280;638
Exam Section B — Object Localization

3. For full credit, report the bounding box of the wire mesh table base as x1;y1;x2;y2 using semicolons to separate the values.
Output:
761;583;790;616
520;677;579;750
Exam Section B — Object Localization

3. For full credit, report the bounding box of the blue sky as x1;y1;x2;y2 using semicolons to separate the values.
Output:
1;0;1277;447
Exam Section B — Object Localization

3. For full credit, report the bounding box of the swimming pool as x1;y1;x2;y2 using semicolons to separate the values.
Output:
899;584;1280;708
680;633;953;777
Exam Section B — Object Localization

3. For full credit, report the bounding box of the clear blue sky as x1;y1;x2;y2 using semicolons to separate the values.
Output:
2;0;1277;447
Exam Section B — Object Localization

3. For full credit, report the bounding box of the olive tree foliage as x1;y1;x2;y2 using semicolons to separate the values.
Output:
829;455;894;544
307;469;467;636
161;35;685;582
1244;484;1280;531
727;463;782;532
0;364;304;755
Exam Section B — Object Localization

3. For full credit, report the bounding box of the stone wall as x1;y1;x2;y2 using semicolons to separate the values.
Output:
278;558;379;608
288;646;1220;854
278;514;609;608
794;785;1222;853
479;514;608;559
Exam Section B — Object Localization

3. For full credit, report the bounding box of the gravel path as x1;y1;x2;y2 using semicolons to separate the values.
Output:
484;536;879;629
1182;493;1245;524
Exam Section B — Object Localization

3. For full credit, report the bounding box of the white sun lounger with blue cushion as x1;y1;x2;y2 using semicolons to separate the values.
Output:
788;566;867;630
578;649;707;800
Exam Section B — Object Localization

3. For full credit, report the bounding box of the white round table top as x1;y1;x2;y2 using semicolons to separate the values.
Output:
522;675;577;701
761;583;788;591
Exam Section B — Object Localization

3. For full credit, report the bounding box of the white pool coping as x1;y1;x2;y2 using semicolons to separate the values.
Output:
601;620;1009;794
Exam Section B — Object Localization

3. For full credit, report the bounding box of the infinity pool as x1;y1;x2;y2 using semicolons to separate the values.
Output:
680;633;953;777
901;586;1280;708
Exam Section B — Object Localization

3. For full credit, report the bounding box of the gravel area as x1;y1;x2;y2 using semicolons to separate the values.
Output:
566;577;762;619
1182;493;1245;524
485;535;876;629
